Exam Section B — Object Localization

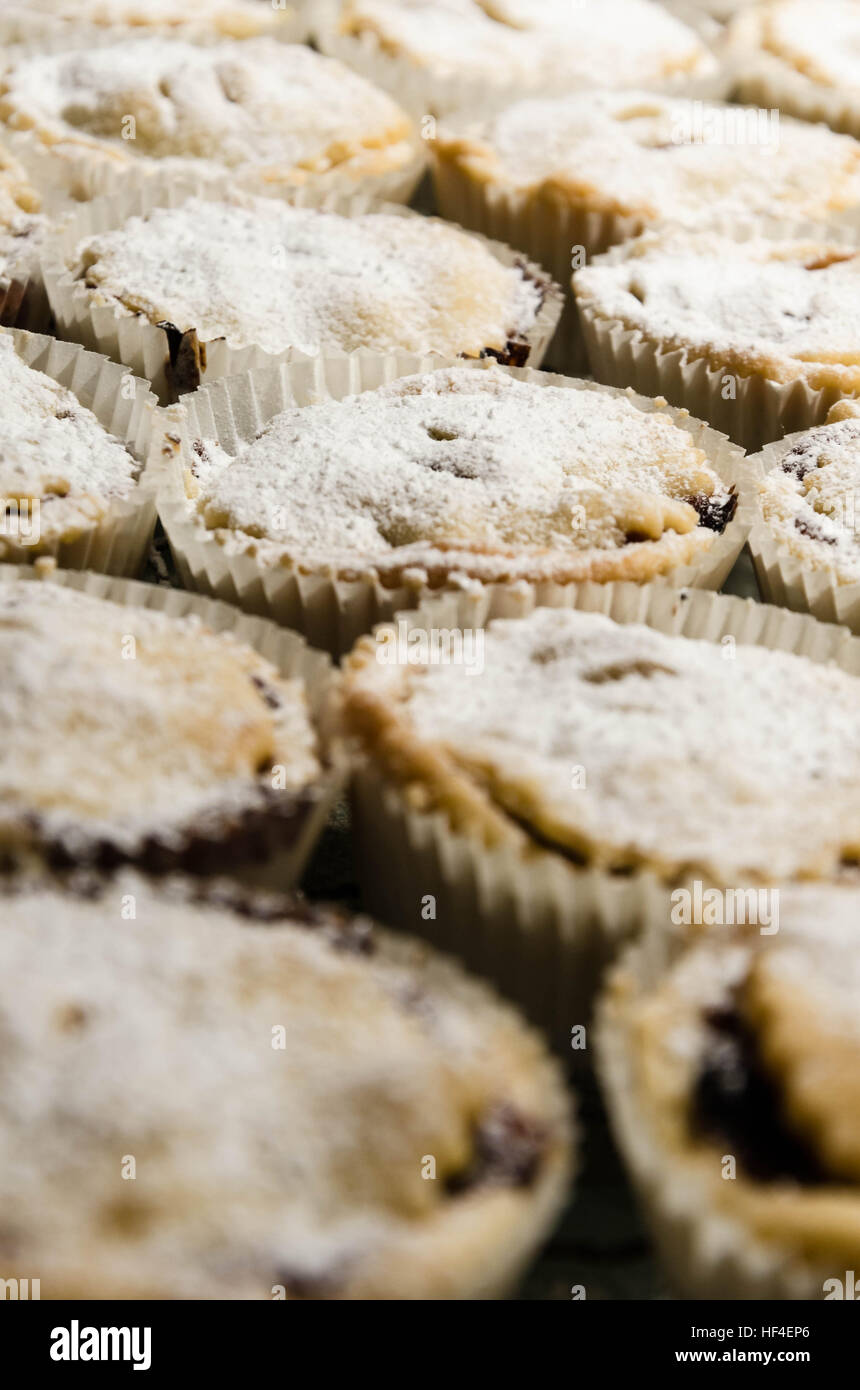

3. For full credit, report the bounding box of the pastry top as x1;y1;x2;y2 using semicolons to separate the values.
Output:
179;365;736;585
66;198;548;360
343;604;860;882
0;333;141;551
0;872;570;1299
0;0;301;42
336;0;715;88
757;401;860;584
432;90;860;224
0;139;45;284
0;581;320;865
0;40;417;191
607;886;860;1267
574;228;860;392
729;0;860;92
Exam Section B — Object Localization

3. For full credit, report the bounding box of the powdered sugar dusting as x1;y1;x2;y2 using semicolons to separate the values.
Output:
0;0;296;39
70;198;543;357
575;229;860;389
340;0;714;86
754;0;860;91
187;365;728;581
441;90;860;221
0;581;320;855
0;334;140;546
0;39;413;182
760;414;860;582
392;606;860;879
0;872;561;1297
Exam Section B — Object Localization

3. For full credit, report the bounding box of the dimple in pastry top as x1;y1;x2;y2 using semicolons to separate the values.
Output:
431;90;860;226
342;604;860;883
177;364;738;587
65;198;553;366
602;886;860;1273
0;39;419;196
0;332;142;556
0;872;571;1299
757;400;860;586
334;0;716;90
574;228;860;394
0;580;321;873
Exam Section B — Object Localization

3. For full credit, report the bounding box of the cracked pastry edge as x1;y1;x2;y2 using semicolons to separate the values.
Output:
596;904;860;1289
573;228;860;395
1;869;574;1300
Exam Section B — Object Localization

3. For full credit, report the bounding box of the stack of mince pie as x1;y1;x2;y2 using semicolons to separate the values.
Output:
5;0;860;1305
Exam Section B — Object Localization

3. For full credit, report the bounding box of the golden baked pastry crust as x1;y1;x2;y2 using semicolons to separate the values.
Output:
0;873;572;1299
173;366;738;590
0;39;420;198
341;605;860;883
607;898;860;1269
0;580;323;874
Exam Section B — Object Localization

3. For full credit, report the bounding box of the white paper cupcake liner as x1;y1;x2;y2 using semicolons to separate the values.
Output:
0;327;158;575
41;175;559;405
346;581;860;1052
747;429;860;633
575;214;860;454
0;253;51;332
431;150;649;375
596;898;841;1298
313;2;734;121
154;356;751;658
0;563;345;891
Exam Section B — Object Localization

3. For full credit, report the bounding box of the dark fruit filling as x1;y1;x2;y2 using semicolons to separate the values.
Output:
692;1002;826;1185
794;516;837;546
446;1103;547;1194
684;488;738;534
